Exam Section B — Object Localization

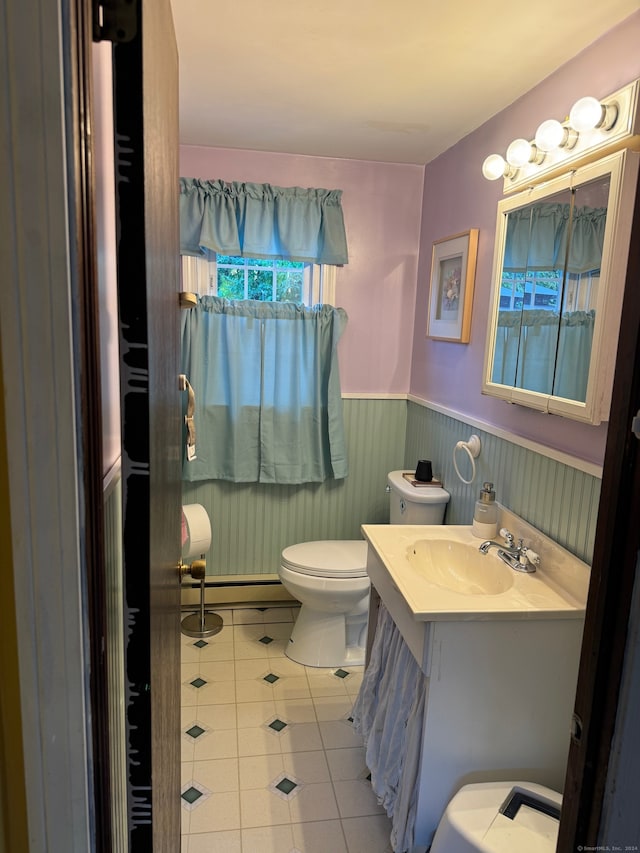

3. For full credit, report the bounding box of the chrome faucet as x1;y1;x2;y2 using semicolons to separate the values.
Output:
479;528;540;573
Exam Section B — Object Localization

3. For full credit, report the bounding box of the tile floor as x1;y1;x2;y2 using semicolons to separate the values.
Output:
180;605;393;853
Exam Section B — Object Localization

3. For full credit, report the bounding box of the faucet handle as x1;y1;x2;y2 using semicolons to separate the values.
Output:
514;546;540;573
499;527;514;546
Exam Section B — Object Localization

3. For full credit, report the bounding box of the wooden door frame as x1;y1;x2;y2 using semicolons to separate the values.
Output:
558;165;640;849
0;0;94;847
68;0;113;848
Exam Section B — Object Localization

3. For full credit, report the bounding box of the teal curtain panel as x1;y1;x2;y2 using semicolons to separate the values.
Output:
181;296;348;484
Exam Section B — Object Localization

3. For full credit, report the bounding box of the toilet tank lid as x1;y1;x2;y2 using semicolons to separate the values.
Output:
388;470;451;503
431;782;561;853
282;540;368;577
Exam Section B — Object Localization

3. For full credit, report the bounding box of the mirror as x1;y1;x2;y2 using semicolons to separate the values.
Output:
483;149;639;424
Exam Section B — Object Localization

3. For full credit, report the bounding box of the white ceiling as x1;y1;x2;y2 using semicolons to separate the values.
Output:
171;0;639;165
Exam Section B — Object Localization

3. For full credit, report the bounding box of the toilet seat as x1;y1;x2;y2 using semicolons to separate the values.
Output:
281;540;368;578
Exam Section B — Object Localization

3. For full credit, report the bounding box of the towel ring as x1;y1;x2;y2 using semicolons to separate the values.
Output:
453;434;481;484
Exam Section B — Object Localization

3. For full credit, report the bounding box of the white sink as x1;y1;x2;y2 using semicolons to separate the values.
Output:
406;539;514;596
361;508;590;621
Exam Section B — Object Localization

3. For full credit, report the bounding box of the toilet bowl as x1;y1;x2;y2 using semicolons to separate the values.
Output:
280;539;370;667
278;470;451;668
430;781;562;853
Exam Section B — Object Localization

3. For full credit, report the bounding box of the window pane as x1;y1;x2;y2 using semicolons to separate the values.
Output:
275;259;304;270
532;270;560;310
500;271;525;310
248;269;274;301
213;255;308;303
218;268;245;299
276;270;303;302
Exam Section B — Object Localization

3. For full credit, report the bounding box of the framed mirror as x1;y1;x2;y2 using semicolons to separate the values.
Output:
482;149;639;424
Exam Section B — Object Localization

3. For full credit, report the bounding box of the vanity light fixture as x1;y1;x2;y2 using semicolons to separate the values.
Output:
481;78;639;192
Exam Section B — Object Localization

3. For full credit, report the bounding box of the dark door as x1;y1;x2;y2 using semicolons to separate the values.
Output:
111;1;182;848
558;166;640;848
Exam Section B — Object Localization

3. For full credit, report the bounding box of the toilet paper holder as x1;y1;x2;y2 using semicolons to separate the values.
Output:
179;558;223;639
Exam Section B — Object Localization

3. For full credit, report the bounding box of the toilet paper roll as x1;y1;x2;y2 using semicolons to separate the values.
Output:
182;503;212;559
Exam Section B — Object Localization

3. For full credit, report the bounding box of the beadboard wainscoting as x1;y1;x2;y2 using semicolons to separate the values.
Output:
405;401;601;565
182;399;408;577
182;396;601;581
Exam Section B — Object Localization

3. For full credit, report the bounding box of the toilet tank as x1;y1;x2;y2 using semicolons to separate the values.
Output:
387;470;450;525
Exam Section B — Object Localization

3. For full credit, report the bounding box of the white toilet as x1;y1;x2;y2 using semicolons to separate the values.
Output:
278;470;450;667
430;781;562;853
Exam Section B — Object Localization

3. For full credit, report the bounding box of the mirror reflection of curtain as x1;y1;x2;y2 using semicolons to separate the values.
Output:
181;296;348;484
554;310;595;401
493;200;606;401
553;202;604;401
492;310;524;387
516;311;558;394
494;309;595;401
566;205;608;274
503;203;571;271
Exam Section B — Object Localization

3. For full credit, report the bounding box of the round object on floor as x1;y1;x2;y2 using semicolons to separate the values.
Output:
181;611;223;639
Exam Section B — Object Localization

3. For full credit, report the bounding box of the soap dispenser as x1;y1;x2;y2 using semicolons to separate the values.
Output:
472;482;498;539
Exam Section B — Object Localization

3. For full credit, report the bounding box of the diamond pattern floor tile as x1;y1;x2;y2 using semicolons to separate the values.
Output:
182;605;392;849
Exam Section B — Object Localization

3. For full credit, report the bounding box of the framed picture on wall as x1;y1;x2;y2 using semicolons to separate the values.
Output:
426;229;479;343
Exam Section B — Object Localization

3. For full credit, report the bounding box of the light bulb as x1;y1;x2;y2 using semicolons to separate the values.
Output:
482;154;507;181
506;138;534;167
569;96;605;132
535;119;566;152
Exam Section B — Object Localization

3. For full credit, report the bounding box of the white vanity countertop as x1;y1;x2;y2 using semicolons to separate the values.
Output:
361;513;591;622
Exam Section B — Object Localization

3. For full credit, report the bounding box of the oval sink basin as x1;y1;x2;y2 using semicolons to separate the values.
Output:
406;539;514;595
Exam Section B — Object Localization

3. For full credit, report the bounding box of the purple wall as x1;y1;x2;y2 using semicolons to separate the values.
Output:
179;146;424;394
180;12;639;465
412;11;640;466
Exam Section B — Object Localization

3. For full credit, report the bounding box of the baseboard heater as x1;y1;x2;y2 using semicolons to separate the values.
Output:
181;575;296;608
183;578;281;588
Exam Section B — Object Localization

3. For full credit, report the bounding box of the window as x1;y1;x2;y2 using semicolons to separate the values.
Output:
214;256;304;302
181;255;336;305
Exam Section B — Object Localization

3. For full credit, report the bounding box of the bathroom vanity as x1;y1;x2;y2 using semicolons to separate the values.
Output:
359;510;589;851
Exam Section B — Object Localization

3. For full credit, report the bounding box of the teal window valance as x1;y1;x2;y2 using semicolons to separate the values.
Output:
180;178;349;265
181;296;348;485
